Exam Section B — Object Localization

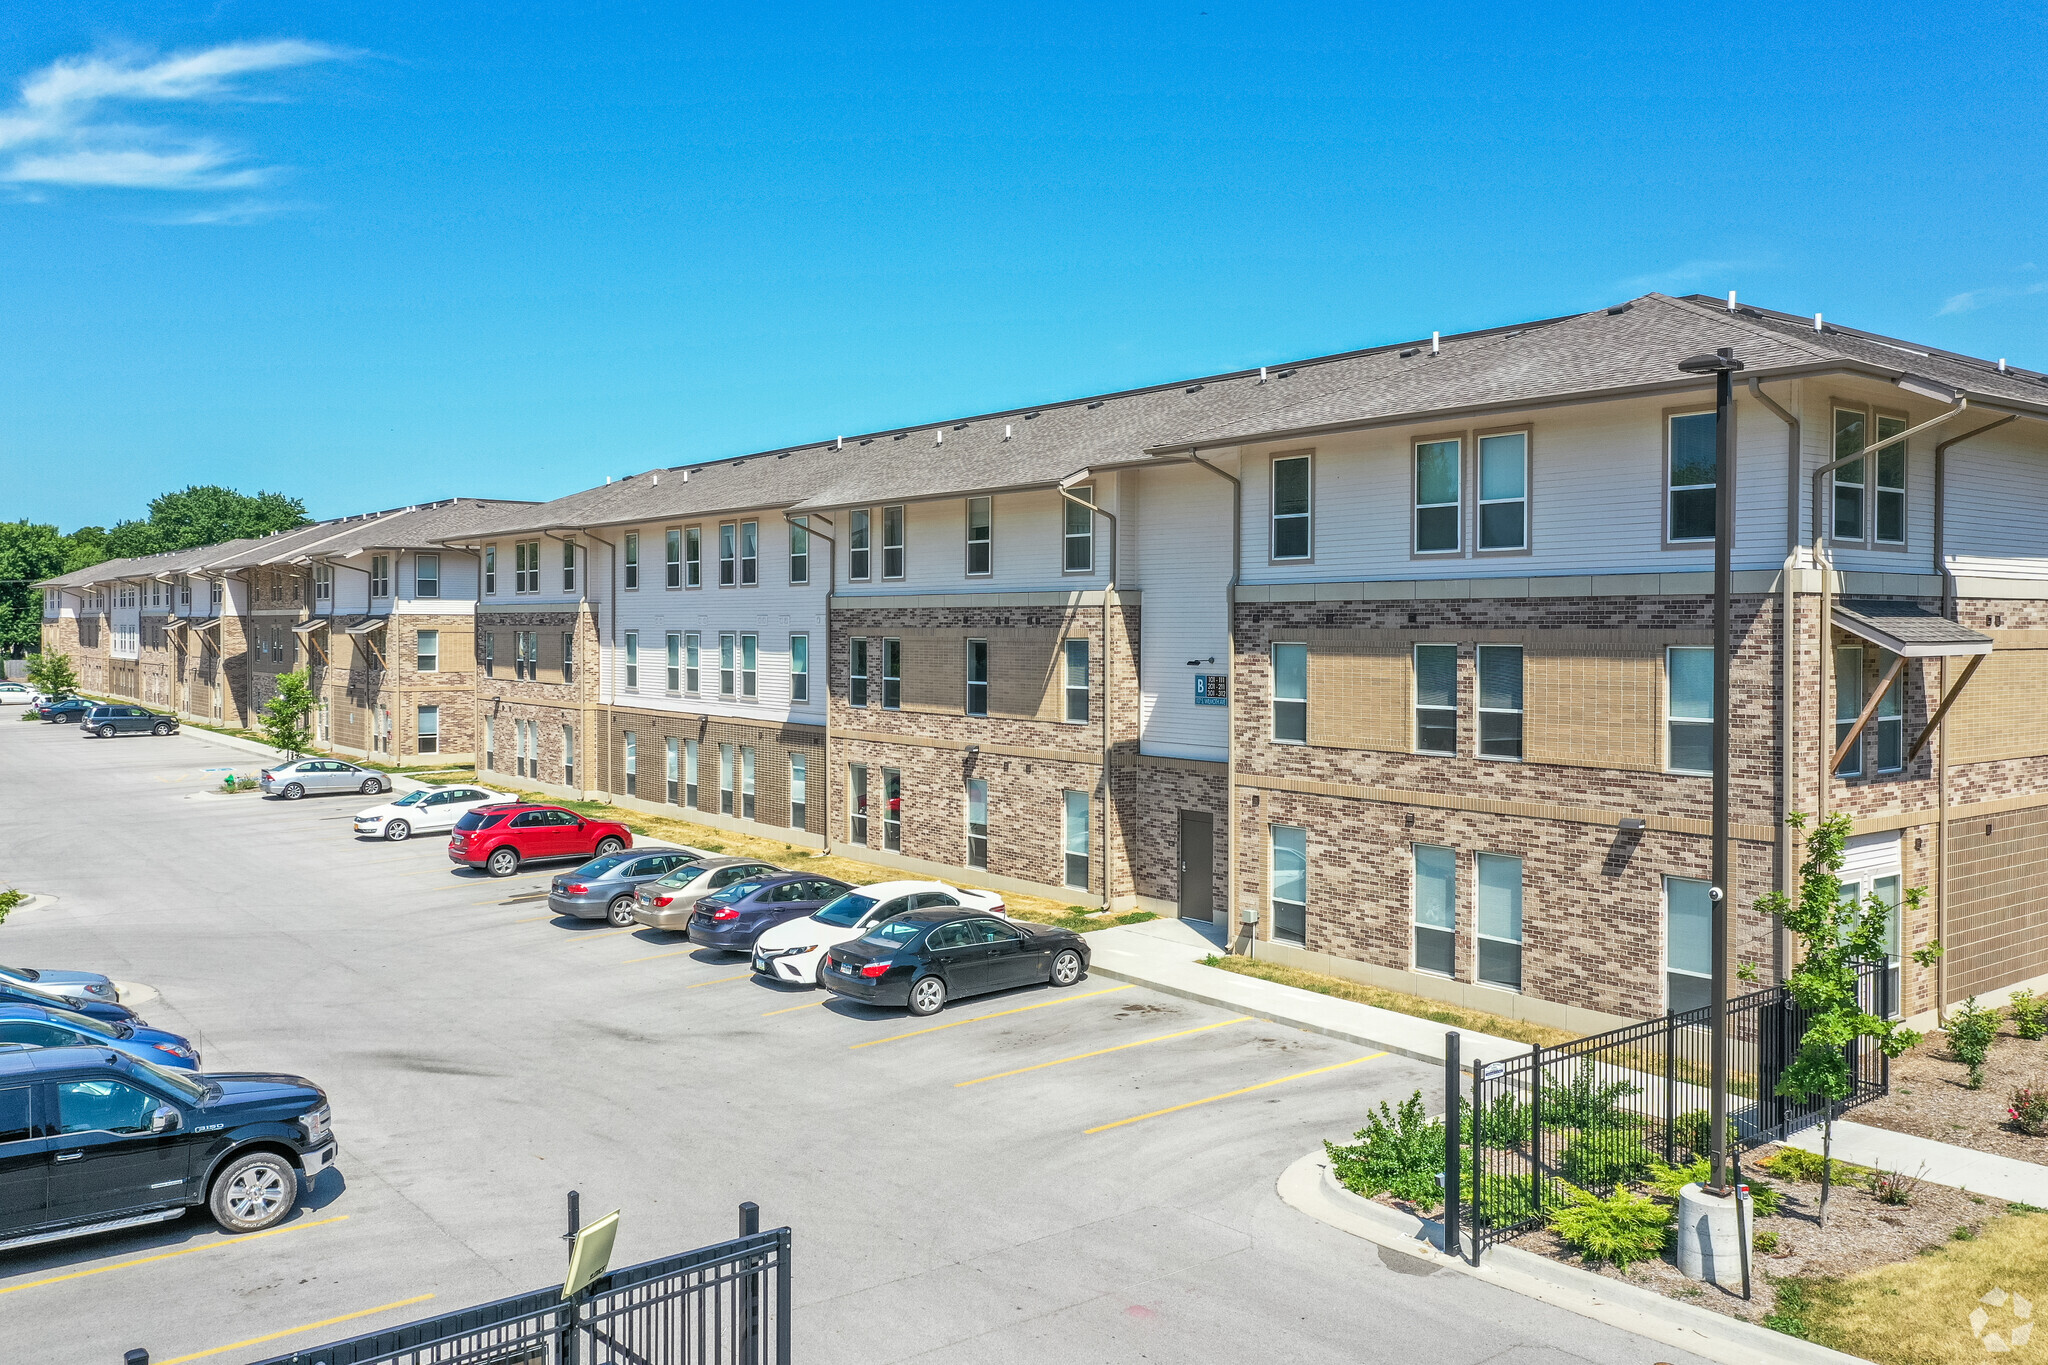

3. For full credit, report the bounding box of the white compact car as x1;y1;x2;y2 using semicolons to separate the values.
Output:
0;682;31;705
749;879;1006;985
353;785;510;841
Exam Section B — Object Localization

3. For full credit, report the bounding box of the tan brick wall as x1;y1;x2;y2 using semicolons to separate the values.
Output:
1304;633;1408;751
1947;805;2048;999
1949;638;2048;765
1524;647;1663;771
604;710;825;835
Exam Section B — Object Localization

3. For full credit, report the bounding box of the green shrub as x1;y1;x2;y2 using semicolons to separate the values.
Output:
1760;1146;1870;1185
1947;997;2002;1089
2010;990;2048;1042
1464;1170;1547;1229
1669;1109;1711;1157
1753;1227;1780;1254
1870;1167;1923;1206
2014;1084;2048;1137
1642;1158;1780;1216
1325;1091;1446;1209
1541;1060;1643;1131
1460;1091;1532;1147
0;888;20;925
1547;1185;1672;1268
1558;1129;1653;1187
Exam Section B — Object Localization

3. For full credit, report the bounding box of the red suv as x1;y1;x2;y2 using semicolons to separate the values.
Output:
448;804;633;877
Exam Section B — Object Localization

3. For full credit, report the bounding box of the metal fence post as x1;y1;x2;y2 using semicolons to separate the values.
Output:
1469;1057;1483;1264
775;1227;793;1365
1528;1045;1544;1221
124;1352;148;1365
560;1191;583;1365
1663;1008;1677;1164
741;1201;762;1365
1879;960;1893;1093
1443;1031;1461;1263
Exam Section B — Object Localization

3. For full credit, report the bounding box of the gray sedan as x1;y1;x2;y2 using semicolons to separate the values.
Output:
630;856;785;932
261;759;390;799
0;963;119;1007
548;850;702;926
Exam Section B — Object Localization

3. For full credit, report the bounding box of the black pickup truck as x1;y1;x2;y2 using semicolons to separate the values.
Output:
0;1046;337;1252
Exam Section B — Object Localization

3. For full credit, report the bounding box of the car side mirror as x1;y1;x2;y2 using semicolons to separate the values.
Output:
150;1104;180;1134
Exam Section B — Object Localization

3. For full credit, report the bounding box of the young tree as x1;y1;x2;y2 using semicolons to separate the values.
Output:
26;651;79;698
1754;812;1932;1225
258;668;319;759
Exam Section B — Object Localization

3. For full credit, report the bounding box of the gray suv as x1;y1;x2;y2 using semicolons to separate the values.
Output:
82;705;178;738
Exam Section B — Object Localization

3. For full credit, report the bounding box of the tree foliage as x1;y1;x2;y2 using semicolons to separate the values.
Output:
104;486;310;559
258;668;319;759
26;652;79;698
0;521;68;653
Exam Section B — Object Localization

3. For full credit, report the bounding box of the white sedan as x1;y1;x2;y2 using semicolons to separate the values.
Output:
749;879;1006;985
0;682;32;705
353;785;510;841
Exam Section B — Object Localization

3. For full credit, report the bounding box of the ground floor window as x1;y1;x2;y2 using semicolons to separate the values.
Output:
1063;790;1089;889
719;744;734;814
1270;824;1307;945
883;768;902;851
1475;853;1523;990
666;737;679;804
683;738;697;807
849;763;868;843
484;717;495;772
1664;875;1711;1013
1839;873;1903;1015
741;746;756;820
416;705;439;755
1412;844;1456;976
790;752;806;829
966;778;988;869
623;730;637;797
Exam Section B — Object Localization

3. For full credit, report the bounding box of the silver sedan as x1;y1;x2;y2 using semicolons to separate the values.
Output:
547;850;703;926
261;759;390;800
0;963;118;1007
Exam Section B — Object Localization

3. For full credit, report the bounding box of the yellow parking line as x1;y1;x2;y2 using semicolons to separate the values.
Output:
761;998;825;1016
0;1215;349;1297
848;984;1133;1051
157;1294;435;1365
956;1016;1251;1088
1084;1051;1388;1134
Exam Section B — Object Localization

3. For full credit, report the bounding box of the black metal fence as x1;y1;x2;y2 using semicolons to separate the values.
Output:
1446;962;1890;1258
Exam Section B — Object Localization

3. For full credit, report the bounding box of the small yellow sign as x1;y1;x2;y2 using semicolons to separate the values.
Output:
563;1209;620;1301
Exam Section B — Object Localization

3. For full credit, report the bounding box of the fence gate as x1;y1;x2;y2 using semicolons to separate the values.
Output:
1447;963;1890;1259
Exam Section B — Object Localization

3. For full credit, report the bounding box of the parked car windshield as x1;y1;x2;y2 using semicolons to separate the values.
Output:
0;966;41;982
573;854;634;878
390;790;427;807
653;863;710;887
453;810;509;832
855;920;927;950
704;880;771;905
42;1006;121;1039
129;1055;208;1102
812;893;878;928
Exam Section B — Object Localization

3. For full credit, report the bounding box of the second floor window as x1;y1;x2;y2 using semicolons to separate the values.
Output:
484;546;496;594
851;638;869;706
720;632;736;696
849;510;870;580
314;564;331;601
623;533;638;589
1271;456;1311;559
624;631;639;689
720;523;737;586
740;521;758;586
1876;415;1907;544
1415;643;1456;755
1833;408;1865;541
1667;646;1713;774
1477;432;1527;550
667;632;682;691
665;529;682;588
415;629;439;672
882;637;901;710
965;639;988;716
370;555;391;599
685;631;700;693
415;554;440;599
561;632;575;684
966;497;992;575
515;542;539;593
1063;487;1094;572
789;517;809;585
882;505;905;580
1475;645;1522;760
1669;412;1717;542
1064;639;1089;722
791;634;810;702
1414;439;1460;553
740;633;758;699
561;541;576;592
686;526;702;586
1272;642;1306;742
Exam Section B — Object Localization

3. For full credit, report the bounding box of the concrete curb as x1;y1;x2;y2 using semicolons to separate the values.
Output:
1276;1150;1871;1365
113;981;160;1008
1;893;55;914
1085;962;1456;1064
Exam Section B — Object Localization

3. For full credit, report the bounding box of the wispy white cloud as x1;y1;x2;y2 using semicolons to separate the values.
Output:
144;197;305;226
1938;279;2048;316
1618;259;1765;294
0;40;345;199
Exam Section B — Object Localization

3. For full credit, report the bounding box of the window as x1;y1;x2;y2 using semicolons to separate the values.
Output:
484;546;497;594
623;533;639;589
741;746;756;819
739;521;758;586
741;633;758;699
666;632;682;691
966;497;992;575
1875;874;1902;1013
849;763;869;843
1414;644;1457;754
624;631;639;690
415;554;441;599
1833;408;1866;541
665;529;682;588
560;541;576;592
371;555;392;598
789;517;809;585
520;542;543;593
417;705;440;754
685;631;700;693
623;731;637;797
1667;646;1714;774
1669;412;1717;542
666;737;679;804
314;564;331;602
791;634;810;703
1271;456;1312;559
1876;415;1907;544
1063;486;1094;571
879;504;905;579
683;738;698;806
561;632;576;684
851;638;869;707
1475;853;1523;990
415;629;439;673
965;639;988;716
519;631;539;681
1876;657;1905;772
1270;824;1308;945
1835;645;1864;776
563;724;575;787
1063;790;1089;888
179;578;191;609
883;769;903;851
480;631;496;678
966;778;988;869
1414;439;1461;553
1665;876;1712;1012
1064;639;1089;723
882;638;901;710
485;717;496;771
720;633;736;696
1477;432;1527;550
1272;643;1307;743
720;523;737;586
790;752;807;828
1413;844;1456;976
56;1078;157;1136
1475;645;1522;760
686;527;702;587
719;744;734;814
211;580;223;608
849;509;871;580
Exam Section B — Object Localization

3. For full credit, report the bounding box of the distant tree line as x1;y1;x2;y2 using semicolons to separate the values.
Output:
0;486;308;655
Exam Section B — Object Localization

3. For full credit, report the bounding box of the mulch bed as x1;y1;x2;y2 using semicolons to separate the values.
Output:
1852;1021;2048;1165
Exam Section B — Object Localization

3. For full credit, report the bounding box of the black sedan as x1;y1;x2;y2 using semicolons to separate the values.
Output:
34;697;91;724
686;873;853;953
820;908;1088;1016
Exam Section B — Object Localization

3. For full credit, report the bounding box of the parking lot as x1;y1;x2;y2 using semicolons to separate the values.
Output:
0;718;1693;1365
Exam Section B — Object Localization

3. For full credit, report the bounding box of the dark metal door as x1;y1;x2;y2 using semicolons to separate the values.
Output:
1177;812;1213;921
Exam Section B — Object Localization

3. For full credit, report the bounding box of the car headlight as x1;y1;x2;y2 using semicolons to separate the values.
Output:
359;814;382;822
85;983;113;997
298;1105;332;1145
151;1042;197;1060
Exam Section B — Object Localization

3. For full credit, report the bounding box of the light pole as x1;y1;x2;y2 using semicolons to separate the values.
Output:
1677;344;1744;1195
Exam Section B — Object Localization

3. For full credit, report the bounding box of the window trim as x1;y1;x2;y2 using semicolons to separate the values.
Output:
790;633;810;704
881;637;902;711
1062;637;1089;724
1473;643;1523;762
561;631;576;684
719;632;736;698
740;632;758;700
788;516;809;586
965;496;993;576
1061;484;1096;574
684;630;700;695
1413;642;1458;756
719;522;737;588
1411;432;1466;558
665;528;682;589
881;504;906;581
559;541;575;593
666;631;682;693
415;629;440;674
965;776;989;869
1473;424;1532;556
1269;822;1308;946
1835;643;1865;777
1473;850;1524;993
1875;653;1905;773
1829;401;1870;548
850;637;870;707
848;509;871;582
370;554;392;600
622;533;639;590
1664;874;1713;1012
1665;645;1715;775
965;638;988;717
686;525;703;588
1268;451;1314;563
1871;405;1910;551
1662;405;1722;549
622;631;639;690
1271;641;1307;744
739;520;759;587
1062;788;1090;889
1411;843;1457;978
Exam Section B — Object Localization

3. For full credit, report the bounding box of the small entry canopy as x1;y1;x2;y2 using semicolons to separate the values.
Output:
343;617;386;635
1831;599;1993;658
292;618;331;635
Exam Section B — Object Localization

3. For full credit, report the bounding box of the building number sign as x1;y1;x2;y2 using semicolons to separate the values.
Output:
1194;674;1227;706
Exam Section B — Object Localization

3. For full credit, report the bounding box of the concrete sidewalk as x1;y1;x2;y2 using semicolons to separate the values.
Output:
1783;1117;2048;1204
1085;916;1530;1067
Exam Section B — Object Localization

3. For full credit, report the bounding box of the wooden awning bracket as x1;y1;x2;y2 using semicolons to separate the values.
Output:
1908;652;1987;765
1831;653;1908;774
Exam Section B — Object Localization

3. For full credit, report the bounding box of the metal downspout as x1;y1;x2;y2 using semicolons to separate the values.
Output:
1057;479;1118;909
1748;378;1800;982
1185;448;1244;953
787;513;835;852
578;529;615;800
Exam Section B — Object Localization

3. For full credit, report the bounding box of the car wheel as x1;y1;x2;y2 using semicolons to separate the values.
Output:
384;819;411;841
97;724;116;738
1049;948;1084;987
606;894;637;927
594;836;625;856
487;848;520;877
282;782;306;800
152;721;173;736
907;975;947;1017
208;1151;300;1233
361;778;384;795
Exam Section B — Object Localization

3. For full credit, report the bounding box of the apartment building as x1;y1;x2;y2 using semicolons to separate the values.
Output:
43;294;2048;1031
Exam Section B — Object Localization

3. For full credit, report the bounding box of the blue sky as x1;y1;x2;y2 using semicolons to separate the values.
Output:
6;2;2046;530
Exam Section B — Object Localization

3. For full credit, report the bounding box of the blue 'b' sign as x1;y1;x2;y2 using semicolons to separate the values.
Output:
1194;674;1227;705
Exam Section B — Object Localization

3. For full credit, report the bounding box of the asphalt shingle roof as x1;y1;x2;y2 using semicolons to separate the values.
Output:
1833;599;1995;656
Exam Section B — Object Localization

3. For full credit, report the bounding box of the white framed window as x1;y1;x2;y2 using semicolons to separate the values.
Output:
790;752;807;828
719;743;734;814
1271;455;1312;560
623;533;639;590
666;632;682;692
484;546;497;594
665;529;682;588
1270;824;1308;945
415;629;439;673
965;639;988;716
966;497;992;575
1064;638;1089;722
719;633;736;697
849;509;871;581
481;632;495;677
1667;646;1714;774
417;705;440;755
1833;407;1866;541
623;730;638;797
882;505;905;580
741;746;756;819
882;638;901;711
561;632;575;684
719;523;737;587
789;517;809;586
685;631;700;694
851;638;869;706
740;633;758;699
560;541;575;593
1835;644;1864;776
1063;790;1089;888
1475;853;1523;990
1413;844;1456;976
1876;415;1907;544
683;738;698;806
882;768;902;851
485;717;496;772
1414;643;1456;754
1876;658;1904;772
415;554;441;599
790;634;810;703
849;763;869;843
1665;875;1712;1012
1272;642;1306;743
1477;432;1527;550
1669;412;1717;543
740;521;758;586
563;724;575;788
965;778;988;869
1476;645;1522;760
666;737;679;804
686;526;702;587
1063;485;1094;572
371;555;392;599
624;631;639;690
1414;439;1461;553
314;564;331;602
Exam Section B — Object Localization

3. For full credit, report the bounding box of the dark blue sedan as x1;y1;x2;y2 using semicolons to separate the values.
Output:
686;874;854;954
0;980;141;1026
0;1003;202;1069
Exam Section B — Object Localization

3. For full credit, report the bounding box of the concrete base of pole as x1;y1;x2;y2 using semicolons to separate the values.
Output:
1676;1184;1748;1286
